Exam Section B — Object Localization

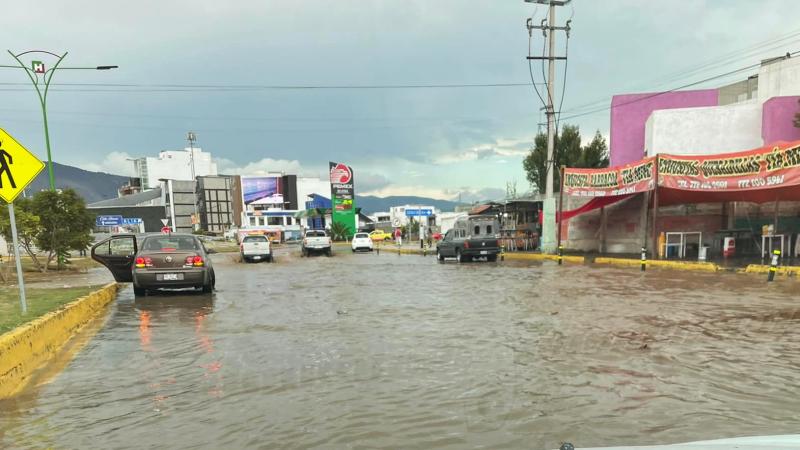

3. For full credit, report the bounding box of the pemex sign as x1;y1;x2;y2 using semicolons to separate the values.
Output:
329;161;356;235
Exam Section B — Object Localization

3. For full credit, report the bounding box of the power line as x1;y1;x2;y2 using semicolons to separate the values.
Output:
557;50;800;123
0;81;540;91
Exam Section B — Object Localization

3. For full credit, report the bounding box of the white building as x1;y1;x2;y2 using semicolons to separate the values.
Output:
389;205;440;227
644;55;800;158
134;147;218;189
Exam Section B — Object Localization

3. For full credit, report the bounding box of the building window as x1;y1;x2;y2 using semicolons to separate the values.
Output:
249;217;256;226
286;217;293;226
268;217;282;226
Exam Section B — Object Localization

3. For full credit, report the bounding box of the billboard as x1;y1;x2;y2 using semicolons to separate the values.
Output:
241;176;284;207
563;157;655;198
329;162;356;235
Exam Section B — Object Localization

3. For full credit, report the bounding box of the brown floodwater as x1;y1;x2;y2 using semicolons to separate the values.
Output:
1;249;799;449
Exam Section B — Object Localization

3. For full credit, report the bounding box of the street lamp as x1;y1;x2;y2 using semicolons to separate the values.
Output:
0;50;118;191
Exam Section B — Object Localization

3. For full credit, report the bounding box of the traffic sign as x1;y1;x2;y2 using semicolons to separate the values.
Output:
161;218;169;226
0;128;46;203
405;208;433;217
122;218;143;225
161;226;171;234
96;215;123;226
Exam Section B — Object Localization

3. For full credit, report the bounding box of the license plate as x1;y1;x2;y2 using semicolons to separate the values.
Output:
253;255;261;260
480;250;488;255
159;273;183;281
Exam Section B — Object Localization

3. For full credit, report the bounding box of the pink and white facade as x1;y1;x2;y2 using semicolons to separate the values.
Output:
610;55;800;165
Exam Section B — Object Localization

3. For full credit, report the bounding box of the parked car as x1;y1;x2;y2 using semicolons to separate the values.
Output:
92;233;217;296
302;229;332;256
240;234;273;262
351;232;374;252
369;230;392;241
436;215;501;262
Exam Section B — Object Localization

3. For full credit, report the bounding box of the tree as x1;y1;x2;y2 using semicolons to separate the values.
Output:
0;198;45;271
329;221;351;241
31;189;94;271
522;124;610;193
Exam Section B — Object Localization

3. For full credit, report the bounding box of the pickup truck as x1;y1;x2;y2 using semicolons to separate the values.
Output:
240;235;273;263
436;215;501;263
301;230;332;257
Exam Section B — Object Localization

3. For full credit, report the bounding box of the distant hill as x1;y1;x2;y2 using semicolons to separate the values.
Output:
26;162;129;204
356;195;463;214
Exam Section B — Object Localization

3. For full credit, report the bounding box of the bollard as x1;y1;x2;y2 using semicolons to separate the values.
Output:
376;242;380;255
768;249;780;282
641;246;647;271
423;244;427;257
557;245;563;265
500;244;505;261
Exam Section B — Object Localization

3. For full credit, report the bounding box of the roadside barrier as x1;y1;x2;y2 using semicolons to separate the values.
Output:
640;247;647;271
768;249;780;282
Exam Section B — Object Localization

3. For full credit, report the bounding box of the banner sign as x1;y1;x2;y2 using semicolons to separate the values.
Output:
329;161;356;235
658;142;800;192
563;157;655;197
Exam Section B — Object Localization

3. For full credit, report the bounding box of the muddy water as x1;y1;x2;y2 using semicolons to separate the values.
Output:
1;250;799;449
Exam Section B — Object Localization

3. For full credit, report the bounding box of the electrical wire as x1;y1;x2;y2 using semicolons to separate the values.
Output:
557;50;800;122
527;25;548;108
0;82;534;91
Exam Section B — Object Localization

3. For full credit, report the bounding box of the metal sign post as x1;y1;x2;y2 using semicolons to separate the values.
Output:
8;203;27;314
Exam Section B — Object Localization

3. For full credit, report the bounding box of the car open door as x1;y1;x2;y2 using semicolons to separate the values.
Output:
91;234;138;282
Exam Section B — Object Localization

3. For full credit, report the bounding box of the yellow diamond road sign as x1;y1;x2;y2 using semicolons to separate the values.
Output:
0;128;45;203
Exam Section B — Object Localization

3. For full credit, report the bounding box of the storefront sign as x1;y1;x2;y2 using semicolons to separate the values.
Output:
329;161;357;234
658;142;800;192
563;157;655;197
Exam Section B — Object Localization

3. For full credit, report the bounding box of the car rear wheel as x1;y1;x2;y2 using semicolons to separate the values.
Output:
202;276;213;293
326;249;332;257
437;250;444;262
456;249;467;263
133;286;146;297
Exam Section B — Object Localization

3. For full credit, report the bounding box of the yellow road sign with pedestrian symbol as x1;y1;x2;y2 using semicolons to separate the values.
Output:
0;128;45;203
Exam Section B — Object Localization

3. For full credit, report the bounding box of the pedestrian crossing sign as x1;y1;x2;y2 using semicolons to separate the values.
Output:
0;128;45;203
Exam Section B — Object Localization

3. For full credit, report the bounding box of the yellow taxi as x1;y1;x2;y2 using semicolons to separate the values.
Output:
369;230;393;241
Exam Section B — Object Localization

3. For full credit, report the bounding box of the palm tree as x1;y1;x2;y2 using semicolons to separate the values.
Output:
329;221;351;241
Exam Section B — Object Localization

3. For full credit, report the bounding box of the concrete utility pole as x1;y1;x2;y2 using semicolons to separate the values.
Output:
187;131;200;231
525;0;571;253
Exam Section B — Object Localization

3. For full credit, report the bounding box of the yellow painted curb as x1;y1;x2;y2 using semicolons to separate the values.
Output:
0;282;119;399
504;253;585;264
744;264;800;276
595;257;719;272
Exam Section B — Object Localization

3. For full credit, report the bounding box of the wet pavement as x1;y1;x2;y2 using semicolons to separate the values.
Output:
1;249;799;449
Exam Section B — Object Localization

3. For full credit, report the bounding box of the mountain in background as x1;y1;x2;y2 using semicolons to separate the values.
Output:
25;163;468;212
26;162;129;204
355;195;464;214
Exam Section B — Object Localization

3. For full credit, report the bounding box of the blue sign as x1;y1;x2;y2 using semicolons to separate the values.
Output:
405;208;433;217
95;215;123;226
122;218;143;225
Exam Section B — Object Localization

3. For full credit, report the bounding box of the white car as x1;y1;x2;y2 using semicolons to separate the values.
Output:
351;232;374;252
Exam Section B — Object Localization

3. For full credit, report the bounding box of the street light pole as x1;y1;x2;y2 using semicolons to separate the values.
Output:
187;131;200;231
1;50;117;191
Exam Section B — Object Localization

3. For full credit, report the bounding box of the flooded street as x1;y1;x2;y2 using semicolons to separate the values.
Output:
2;250;800;449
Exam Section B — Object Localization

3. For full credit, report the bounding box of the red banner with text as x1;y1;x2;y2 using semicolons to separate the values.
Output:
657;141;800;193
563;157;655;197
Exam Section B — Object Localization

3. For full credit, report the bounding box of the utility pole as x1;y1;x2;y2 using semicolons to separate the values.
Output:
525;0;571;253
187;131;199;231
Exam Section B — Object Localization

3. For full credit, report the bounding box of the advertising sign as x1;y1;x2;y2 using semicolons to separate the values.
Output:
329;161;356;235
241;176;284;207
563;157;655;197
658;142;800;192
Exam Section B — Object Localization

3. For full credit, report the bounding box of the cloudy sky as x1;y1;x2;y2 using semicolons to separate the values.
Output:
2;1;800;201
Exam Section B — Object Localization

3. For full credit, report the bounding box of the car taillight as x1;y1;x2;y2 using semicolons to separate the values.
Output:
135;257;153;268
464;241;470;249
185;255;204;266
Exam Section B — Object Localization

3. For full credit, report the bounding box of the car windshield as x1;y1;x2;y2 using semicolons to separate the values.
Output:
307;231;327;237
354;233;369;239
242;236;267;243
142;236;198;251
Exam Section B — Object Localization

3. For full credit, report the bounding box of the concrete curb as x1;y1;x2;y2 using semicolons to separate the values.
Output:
386;247;800;276
0;282;120;399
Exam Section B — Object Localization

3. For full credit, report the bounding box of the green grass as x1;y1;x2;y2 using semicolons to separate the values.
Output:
205;241;240;253
0;286;102;335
